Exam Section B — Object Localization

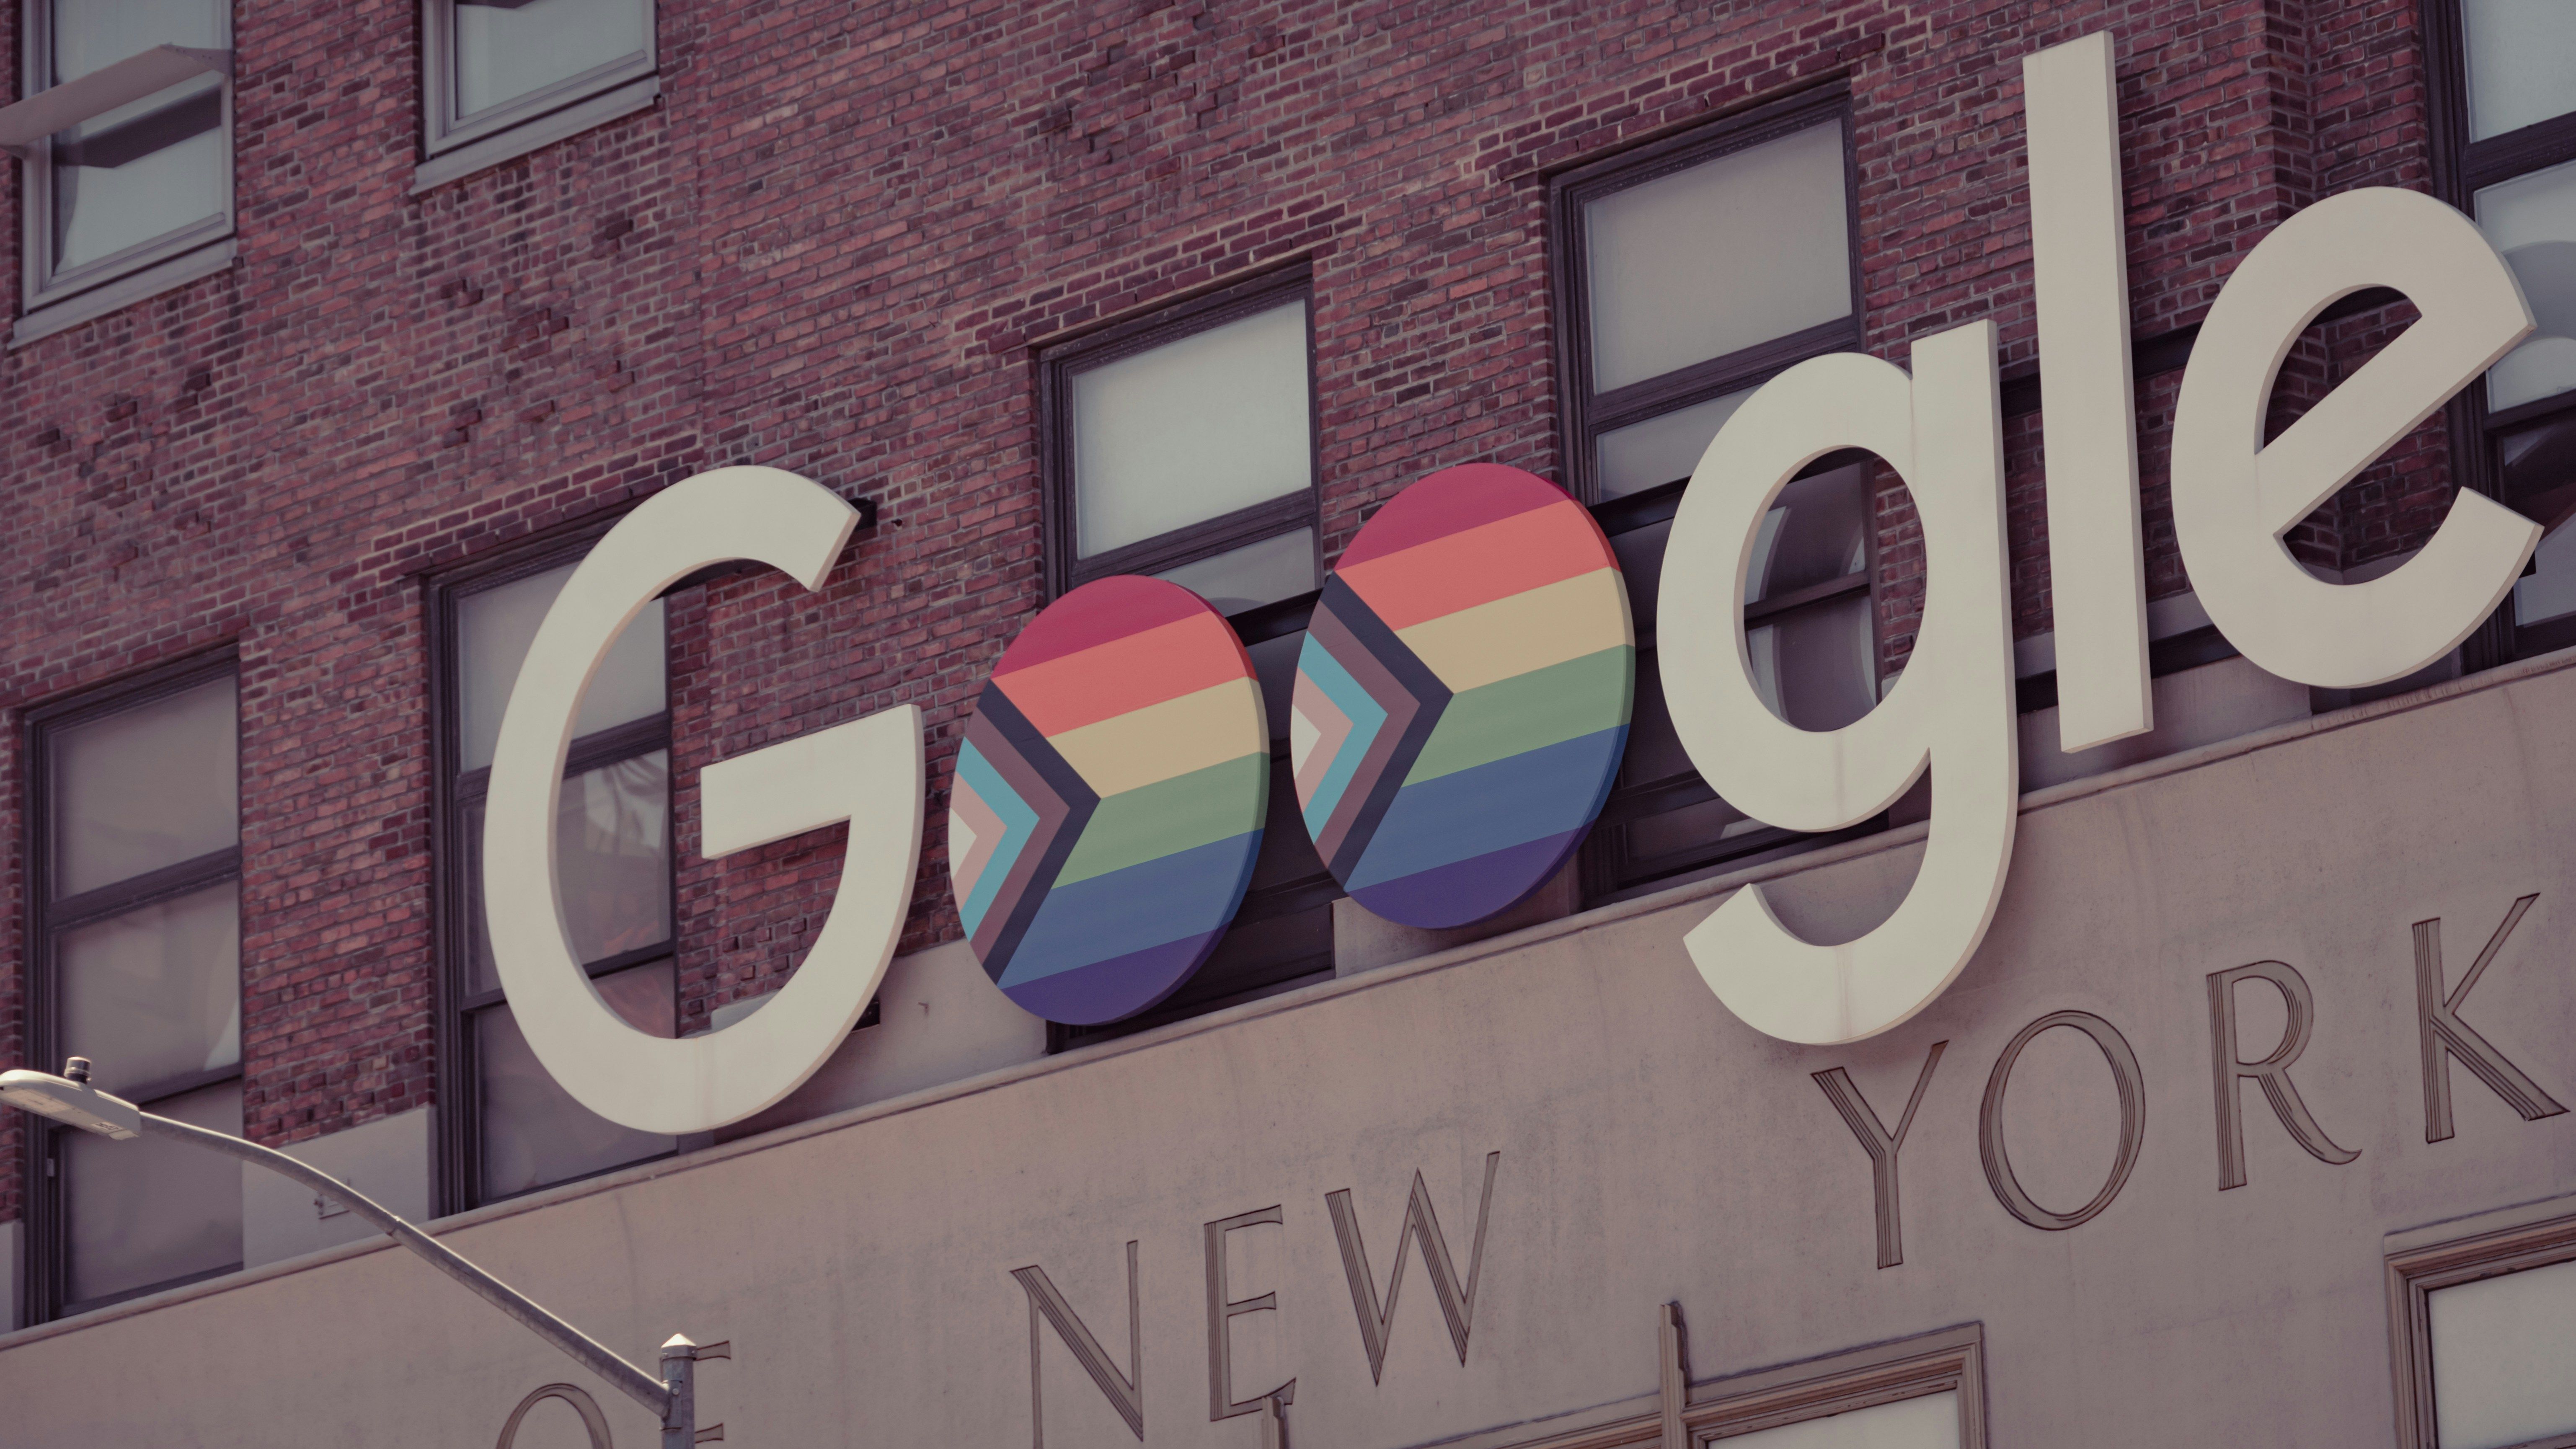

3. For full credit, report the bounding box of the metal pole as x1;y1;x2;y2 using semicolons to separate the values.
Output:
137;1108;680;1428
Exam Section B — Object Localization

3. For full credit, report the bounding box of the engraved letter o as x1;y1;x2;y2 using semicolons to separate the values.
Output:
1977;1010;2146;1231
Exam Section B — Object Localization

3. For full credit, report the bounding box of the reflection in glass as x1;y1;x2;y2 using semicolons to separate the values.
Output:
458;564;666;772
48;0;224;272
2517;522;2576;627
1584;119;1851;392
1747;464;1871;605
1749;593;1878;732
2427;1258;2576;1449
59;880;240;1097
64;1080;242;1308
478;961;677;1198
1073;301;1311;557
2463;0;2576;141
2476;158;2576;411
1597;388;1754;498
470;753;671;993
453;0;649;120
1156;528;1316;615
53;673;237;897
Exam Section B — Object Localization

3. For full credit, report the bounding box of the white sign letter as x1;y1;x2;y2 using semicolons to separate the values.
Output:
484;467;925;1134
2026;31;2153;749
2171;187;2541;687
1662;322;2018;1044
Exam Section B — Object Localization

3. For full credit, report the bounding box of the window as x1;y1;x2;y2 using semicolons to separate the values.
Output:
2387;1202;2576;1449
431;543;677;1209
24;656;241;1321
1039;266;1321;615
1548;91;1879;900
1484;1322;1984;1449
1037;268;1335;1049
2431;1;2576;659
417;0;657;192
2;0;235;339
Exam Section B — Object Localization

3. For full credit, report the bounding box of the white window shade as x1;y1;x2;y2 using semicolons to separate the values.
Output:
1072;300;1313;558
40;0;229;275
458;563;667;772
452;0;650;121
2464;0;2576;141
57;879;240;1097
1721;1391;1961;1449
1584;119;1852;393
63;1078;241;1308
2475;157;2576;412
2428;1258;2576;1449
51;673;237;898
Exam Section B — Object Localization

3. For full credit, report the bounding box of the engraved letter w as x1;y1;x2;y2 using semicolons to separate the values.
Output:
1325;1152;1501;1384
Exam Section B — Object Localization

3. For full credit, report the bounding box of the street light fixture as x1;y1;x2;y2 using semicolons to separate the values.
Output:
1;1058;725;1448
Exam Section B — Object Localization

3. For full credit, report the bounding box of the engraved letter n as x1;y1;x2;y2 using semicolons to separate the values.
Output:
1012;1242;1144;1447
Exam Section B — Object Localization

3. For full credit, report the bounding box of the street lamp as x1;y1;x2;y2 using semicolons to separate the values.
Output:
1;1058;724;1448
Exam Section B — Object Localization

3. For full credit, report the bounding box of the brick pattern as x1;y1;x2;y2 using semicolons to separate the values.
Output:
0;0;2476;1235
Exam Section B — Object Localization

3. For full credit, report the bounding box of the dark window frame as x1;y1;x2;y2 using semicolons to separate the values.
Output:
21;646;243;1325
426;523;677;1215
2385;1205;2576;1449
2424;0;2576;664
1547;88;1879;904
1035;262;1323;603
1547;83;1864;506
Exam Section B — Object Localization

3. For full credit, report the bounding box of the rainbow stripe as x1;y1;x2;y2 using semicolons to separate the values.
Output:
1292;464;1633;927
950;576;1269;1024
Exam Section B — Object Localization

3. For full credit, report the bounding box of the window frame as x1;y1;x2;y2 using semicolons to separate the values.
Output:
415;0;659;192
1547;84;1865;506
14;0;237;328
426;525;677;1215
1547;90;1878;904
2386;1201;2576;1449
1035;263;1324;608
21;647;243;1325
2424;0;2576;663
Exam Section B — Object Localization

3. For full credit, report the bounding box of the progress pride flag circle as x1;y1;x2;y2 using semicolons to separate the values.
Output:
1292;464;1634;928
949;576;1270;1024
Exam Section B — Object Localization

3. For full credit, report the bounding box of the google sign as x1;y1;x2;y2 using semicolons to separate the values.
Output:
483;32;2548;1135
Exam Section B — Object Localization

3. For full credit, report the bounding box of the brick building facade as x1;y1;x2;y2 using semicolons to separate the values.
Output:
6;4;2576;1434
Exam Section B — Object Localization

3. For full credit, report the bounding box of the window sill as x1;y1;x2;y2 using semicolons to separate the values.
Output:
411;74;659;196
12;236;237;348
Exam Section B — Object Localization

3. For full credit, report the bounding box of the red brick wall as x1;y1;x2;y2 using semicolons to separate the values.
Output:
0;0;2464;1227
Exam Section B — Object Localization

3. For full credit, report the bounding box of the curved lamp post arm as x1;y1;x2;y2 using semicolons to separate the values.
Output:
135;1108;674;1422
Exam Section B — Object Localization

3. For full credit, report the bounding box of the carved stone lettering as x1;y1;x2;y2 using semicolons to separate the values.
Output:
1324;1152;1501;1384
1011;1241;1145;1446
2207;961;2360;1190
1204;1205;1294;1421
2414;896;2569;1142
1977;1011;2145;1230
1812;1041;1948;1267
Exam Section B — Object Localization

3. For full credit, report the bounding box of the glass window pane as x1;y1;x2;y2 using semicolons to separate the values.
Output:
1749;592;1878;732
1597;387;1755;497
452;0;649;121
458;563;666;772
48;0;224;272
2515;519;2576;627
1584;119;1851;393
2475;157;2576;412
53;674;237;897
1155;527;1317;615
477;961;675;1198
468;752;671;993
64;1079;242;1309
2463;0;2576;141
1072;300;1312;557
59;880;240;1097
1721;1391;1960;1449
2428;1258;2576;1449
1749;462;1871;605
